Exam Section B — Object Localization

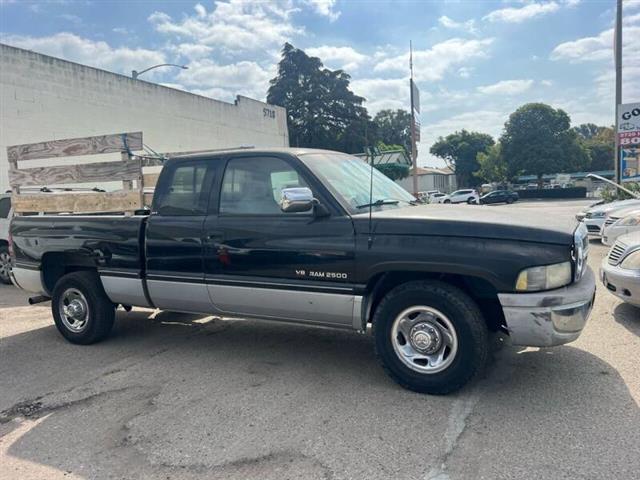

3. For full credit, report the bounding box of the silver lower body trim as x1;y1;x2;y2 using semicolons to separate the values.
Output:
208;283;361;328
146;280;212;313
498;267;596;347
100;276;151;308
12;267;47;295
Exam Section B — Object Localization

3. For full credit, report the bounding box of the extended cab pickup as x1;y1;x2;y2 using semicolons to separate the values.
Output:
10;148;595;394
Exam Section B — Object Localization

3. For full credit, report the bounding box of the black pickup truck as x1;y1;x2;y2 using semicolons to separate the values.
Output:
9;148;595;394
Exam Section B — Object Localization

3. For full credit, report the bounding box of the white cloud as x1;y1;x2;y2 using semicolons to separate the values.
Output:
484;2;560;23
148;0;302;53
477;79;534;95
305;45;368;70
374;38;494;81
169;43;214;60
438;15;477;34
302;0;340;21
1;32;165;76
176;58;274;102
350;77;411;114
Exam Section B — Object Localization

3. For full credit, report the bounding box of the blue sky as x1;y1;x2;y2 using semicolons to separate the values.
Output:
1;0;639;166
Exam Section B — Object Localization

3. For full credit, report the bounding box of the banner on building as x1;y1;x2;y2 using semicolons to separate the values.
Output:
618;102;640;183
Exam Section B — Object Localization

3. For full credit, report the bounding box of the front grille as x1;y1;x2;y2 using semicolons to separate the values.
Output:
586;224;601;233
608;241;627;265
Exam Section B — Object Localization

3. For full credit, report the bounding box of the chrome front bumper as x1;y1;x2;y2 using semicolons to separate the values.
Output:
498;267;596;347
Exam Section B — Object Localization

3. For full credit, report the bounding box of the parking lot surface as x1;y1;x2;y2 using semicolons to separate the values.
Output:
1;200;639;480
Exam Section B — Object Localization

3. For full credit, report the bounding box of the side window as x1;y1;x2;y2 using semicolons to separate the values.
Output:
0;198;10;218
220;157;310;215
155;163;210;216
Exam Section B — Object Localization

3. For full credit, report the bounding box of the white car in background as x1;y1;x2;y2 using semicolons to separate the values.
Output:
601;231;640;308
582;199;640;237
429;192;447;203
440;189;479;204
602;208;640;246
0;193;13;284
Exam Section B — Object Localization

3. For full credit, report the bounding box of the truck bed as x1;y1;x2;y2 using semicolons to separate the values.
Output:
11;214;148;295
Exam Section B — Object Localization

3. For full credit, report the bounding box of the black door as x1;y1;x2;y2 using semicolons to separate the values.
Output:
202;154;358;327
145;159;217;312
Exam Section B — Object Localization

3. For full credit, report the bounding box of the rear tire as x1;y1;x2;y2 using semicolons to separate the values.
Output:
0;245;11;285
444;199;451;204
506;197;514;204
373;280;489;395
51;271;115;345
467;197;476;204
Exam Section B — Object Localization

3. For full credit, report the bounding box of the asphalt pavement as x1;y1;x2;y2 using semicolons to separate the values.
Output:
1;199;638;480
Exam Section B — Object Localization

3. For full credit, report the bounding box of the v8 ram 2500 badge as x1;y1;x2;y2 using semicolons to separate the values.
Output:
9;148;595;394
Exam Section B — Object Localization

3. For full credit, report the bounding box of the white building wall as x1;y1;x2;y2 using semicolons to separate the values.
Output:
397;174;456;194
0;44;289;191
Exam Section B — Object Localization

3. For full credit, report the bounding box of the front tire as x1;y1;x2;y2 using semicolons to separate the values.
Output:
373;280;489;394
51;271;115;344
0;245;12;284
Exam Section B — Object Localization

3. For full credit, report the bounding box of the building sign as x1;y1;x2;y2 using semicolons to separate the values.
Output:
618;102;640;182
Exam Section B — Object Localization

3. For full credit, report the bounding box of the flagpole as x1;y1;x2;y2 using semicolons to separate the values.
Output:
410;41;418;195
614;0;622;185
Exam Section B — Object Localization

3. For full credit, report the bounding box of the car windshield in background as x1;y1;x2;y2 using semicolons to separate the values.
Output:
300;153;415;213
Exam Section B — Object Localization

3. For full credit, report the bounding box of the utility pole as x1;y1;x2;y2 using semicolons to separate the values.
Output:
614;0;623;184
410;41;418;195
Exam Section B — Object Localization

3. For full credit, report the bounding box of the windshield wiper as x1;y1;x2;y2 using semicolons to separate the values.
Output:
356;199;402;209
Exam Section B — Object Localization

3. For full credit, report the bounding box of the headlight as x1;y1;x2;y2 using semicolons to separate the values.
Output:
616;215;640;227
620;251;640;270
515;262;572;291
590;211;606;218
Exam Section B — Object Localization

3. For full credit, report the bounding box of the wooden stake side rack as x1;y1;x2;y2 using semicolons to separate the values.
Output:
7;132;163;214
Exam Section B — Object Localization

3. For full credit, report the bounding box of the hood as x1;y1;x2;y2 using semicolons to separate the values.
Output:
353;204;577;245
608;205;640;219
617;231;640;246
590;199;640;214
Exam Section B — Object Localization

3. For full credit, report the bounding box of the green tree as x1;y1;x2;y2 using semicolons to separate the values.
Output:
572;123;601;140
430;130;495;187
475;143;508;183
500;103;590;187
374;163;410;180
267;43;370;153
372;109;412;153
573;124;615;171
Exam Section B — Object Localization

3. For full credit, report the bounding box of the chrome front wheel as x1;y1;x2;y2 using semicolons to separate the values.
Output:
391;306;458;374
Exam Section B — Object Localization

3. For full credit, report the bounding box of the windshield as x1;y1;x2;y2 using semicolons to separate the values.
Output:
299;152;416;213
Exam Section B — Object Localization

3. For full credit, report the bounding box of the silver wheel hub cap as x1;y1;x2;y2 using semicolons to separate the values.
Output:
0;252;10;279
391;306;459;374
59;288;89;333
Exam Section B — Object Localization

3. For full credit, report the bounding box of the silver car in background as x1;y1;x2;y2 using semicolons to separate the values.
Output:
601;231;640;308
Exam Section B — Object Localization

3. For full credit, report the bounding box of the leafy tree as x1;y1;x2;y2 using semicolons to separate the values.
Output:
375;163;410;180
372;109;412;153
267;43;370;153
572;123;602;140
500;103;590;186
574;124;615;171
475;143;508;183
430;130;494;187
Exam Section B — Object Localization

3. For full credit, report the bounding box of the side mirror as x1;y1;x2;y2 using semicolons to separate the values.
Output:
280;187;314;213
